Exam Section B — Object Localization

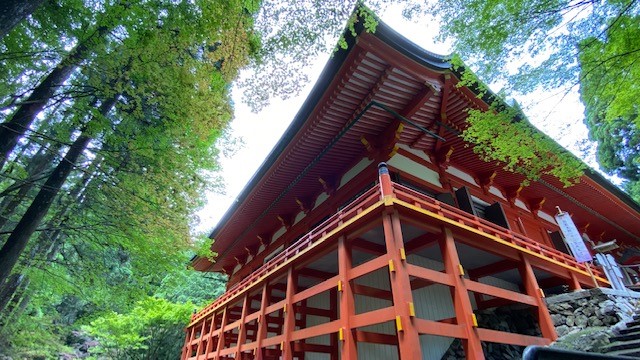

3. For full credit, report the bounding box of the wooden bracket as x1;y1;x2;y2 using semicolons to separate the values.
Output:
434;145;454;170
277;214;293;230
528;197;546;213
295;197;315;214
506;185;524;205
478;171;497;194
318;177;338;196
257;233;272;247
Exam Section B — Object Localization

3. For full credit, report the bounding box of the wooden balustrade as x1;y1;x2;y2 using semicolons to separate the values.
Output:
183;180;610;360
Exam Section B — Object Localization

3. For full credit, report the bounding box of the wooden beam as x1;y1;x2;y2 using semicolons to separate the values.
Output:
405;232;439;253
355;330;399;345
351;237;386;255
467;259;517;279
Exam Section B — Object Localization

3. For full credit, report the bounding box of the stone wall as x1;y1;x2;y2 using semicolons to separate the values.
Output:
545;288;640;337
440;306;539;360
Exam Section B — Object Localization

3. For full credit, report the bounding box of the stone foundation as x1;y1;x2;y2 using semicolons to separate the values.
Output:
440;306;539;360
545;288;640;337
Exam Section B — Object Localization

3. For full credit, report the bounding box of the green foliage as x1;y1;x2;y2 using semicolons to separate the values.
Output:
85;297;194;359
1;313;73;359
463;106;586;186
408;0;640;192
579;14;640;187
0;0;256;357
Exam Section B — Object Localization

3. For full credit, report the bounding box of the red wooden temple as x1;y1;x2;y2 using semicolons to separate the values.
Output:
181;14;640;360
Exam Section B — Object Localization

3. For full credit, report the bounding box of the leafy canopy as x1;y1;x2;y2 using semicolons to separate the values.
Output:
408;0;640;187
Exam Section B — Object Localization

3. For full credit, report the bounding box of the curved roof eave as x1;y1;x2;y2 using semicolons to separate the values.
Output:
208;15;454;241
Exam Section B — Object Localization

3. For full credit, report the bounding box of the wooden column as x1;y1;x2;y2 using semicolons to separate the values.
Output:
181;327;194;360
282;268;297;360
382;211;423;360
569;271;582;292
214;306;229;359
519;254;557;341
440;227;484;359
203;314;218;357
255;283;270;360
338;236;357;359
194;321;206;359
329;287;339;360
234;294;251;358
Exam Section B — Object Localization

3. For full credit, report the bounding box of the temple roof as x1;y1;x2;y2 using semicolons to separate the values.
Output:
194;15;640;273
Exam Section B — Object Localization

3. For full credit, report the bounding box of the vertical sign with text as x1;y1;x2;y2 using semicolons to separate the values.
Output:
554;212;593;263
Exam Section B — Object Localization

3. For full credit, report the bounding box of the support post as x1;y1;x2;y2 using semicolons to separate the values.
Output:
382;211;423;360
234;294;251;358
194;321;206;358
282;268;297;360
181;327;194;360
440;227;484;360
338;236;357;359
329;287;339;360
214;306;229;359
569;271;582;292
203;313;218;357
519;254;557;341
255;283;270;360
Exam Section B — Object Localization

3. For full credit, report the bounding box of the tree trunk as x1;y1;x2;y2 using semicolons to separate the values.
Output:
0;273;22;313
0;0;46;41
0;143;61;232
0;24;110;170
0;97;116;285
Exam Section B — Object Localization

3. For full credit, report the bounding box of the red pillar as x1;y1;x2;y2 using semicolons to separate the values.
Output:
255;283;270;360
439;227;484;360
214;307;229;359
569;271;582;292
519;254;557;341
282;268;297;360
382;211;423;359
234;294;250;358
338;236;357;359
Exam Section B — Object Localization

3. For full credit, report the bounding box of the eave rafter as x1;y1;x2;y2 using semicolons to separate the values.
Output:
433;74;453;154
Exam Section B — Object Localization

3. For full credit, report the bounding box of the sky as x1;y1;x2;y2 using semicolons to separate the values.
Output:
194;5;596;235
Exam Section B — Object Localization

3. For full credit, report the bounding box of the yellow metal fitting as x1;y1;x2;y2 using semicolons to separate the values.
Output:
395;316;403;332
408;302;416;317
538;288;545;298
471;314;478;327
400;248;407;261
339;328;344;341
338;280;343;292
389;259;396;273
458;264;465;276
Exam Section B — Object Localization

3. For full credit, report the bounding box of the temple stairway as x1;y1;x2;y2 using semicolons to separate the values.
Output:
604;312;640;357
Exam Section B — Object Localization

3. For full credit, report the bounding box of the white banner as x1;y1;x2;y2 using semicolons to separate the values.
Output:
554;212;593;263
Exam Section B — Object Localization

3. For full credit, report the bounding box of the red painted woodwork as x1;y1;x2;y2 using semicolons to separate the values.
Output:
184;12;638;360
182;179;609;359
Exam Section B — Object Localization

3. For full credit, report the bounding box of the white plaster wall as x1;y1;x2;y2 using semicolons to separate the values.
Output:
387;153;442;188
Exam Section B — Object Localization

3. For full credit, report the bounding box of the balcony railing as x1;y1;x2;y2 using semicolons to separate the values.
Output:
189;181;607;327
189;184;382;325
